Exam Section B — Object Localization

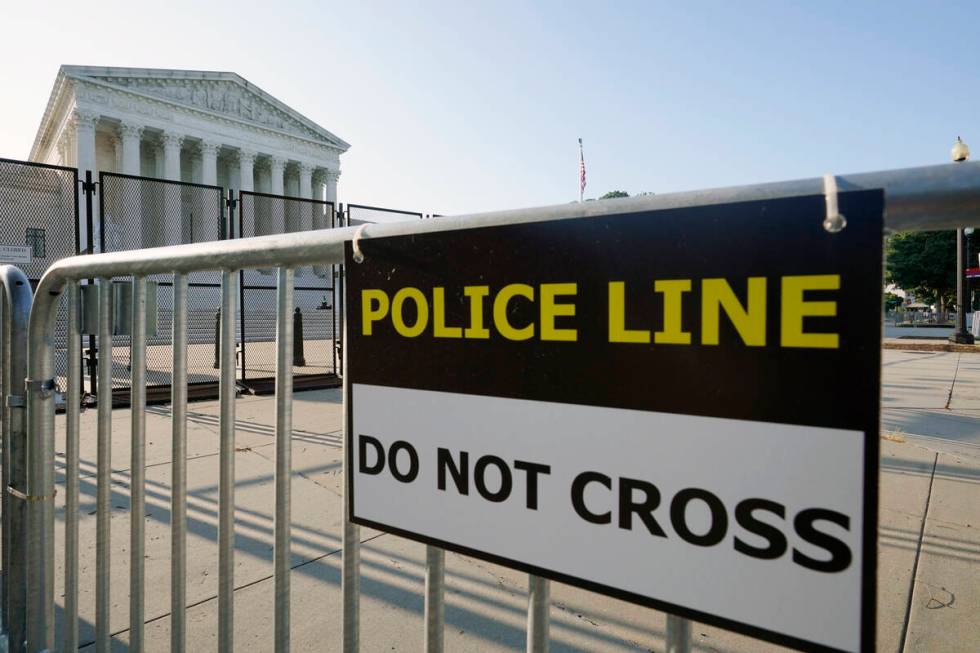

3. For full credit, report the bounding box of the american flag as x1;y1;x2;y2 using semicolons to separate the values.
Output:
578;138;586;201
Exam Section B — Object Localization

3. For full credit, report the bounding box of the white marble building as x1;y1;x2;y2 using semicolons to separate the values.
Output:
29;65;349;253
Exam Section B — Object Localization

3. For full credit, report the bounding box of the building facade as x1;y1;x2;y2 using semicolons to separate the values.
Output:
29;65;349;253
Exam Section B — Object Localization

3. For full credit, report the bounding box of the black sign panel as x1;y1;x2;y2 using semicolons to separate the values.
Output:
345;191;882;653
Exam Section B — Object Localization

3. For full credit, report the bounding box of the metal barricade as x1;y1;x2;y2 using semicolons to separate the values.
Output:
17;159;980;652
0;265;33;653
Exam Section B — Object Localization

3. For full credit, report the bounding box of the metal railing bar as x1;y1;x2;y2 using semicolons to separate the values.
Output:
1;265;32;653
240;189;336;208
128;277;147;649
345;202;422;218
527;576;550;653
218;270;237;653
424;546;445;653
171;273;188;653
64;281;81;652
96;277;113;653
0;156;79;174
100;170;225;192
274;267;294;653
666;614;691;653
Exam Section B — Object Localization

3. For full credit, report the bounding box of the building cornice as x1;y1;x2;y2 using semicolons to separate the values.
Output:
72;79;345;161
64;66;349;149
31;65;350;165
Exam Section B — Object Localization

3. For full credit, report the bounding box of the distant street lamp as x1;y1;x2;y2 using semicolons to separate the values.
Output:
950;137;975;344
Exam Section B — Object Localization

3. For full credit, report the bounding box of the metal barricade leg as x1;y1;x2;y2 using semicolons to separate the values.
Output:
218;270;237;653
274;268;294;653
129;278;147;649
171;273;188;653
527;576;550;653
1;266;32;653
342;319;359;653
26;277;61;652
96;277;113;653
665;614;691;653
424;546;445;653
64;282;81;652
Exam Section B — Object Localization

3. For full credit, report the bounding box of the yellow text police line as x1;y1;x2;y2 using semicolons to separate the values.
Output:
360;275;841;349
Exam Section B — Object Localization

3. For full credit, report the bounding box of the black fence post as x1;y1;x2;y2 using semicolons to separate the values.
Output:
337;204;345;376
83;170;98;396
229;190;247;381
293;307;306;366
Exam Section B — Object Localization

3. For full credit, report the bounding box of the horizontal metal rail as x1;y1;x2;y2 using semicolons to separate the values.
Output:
22;159;980;651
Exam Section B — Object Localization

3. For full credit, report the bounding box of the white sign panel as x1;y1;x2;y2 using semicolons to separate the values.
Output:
0;245;32;265
353;384;864;651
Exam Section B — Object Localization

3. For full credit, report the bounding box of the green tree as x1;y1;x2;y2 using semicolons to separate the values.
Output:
883;292;903;312
599;190;629;199
885;231;980;319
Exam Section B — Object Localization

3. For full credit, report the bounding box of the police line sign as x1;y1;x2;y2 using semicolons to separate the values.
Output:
345;192;882;653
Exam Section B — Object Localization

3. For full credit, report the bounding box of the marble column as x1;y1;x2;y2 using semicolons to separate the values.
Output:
196;140;220;243
284;167;300;232
324;169;340;206
237;149;256;239
73;110;99;252
56;133;77;256
200;140;219;186
238;149;256;193
270;157;286;195
299;163;314;231
327;167;341;278
118;121;145;247
324;169;341;282
268;156;286;236
162;132;184;245
111;136;122;172
163;132;183;180
119;121;143;175
312;172;328;278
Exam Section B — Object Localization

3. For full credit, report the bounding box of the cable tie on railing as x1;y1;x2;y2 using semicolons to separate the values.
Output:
823;173;847;233
25;378;57;399
7;485;57;502
352;224;368;264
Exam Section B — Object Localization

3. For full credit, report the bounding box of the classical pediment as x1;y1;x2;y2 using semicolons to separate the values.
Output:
64;67;349;150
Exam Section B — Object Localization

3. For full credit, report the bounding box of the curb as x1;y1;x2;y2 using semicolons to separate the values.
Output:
884;342;980;354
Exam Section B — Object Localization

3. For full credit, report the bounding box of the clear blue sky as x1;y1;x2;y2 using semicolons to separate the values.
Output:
2;1;978;216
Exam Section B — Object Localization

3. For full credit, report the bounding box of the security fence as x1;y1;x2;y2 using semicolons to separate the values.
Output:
2;160;979;653
238;191;338;389
0;158;80;395
0;158;436;402
99;173;227;399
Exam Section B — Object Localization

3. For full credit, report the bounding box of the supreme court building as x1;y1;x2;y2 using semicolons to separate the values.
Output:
28;65;350;254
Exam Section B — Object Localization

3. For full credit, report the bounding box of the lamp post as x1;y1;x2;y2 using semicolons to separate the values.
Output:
950;137;975;344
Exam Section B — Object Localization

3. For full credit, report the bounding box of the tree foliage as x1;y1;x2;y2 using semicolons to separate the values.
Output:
886;231;955;303
886;230;979;311
599;190;630;199
883;292;904;312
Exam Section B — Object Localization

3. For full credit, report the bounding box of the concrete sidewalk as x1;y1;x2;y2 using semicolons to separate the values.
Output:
47;349;979;652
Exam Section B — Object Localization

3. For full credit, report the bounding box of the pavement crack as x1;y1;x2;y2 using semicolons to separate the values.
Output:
247;446;340;497
944;353;962;410
899;451;938;653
